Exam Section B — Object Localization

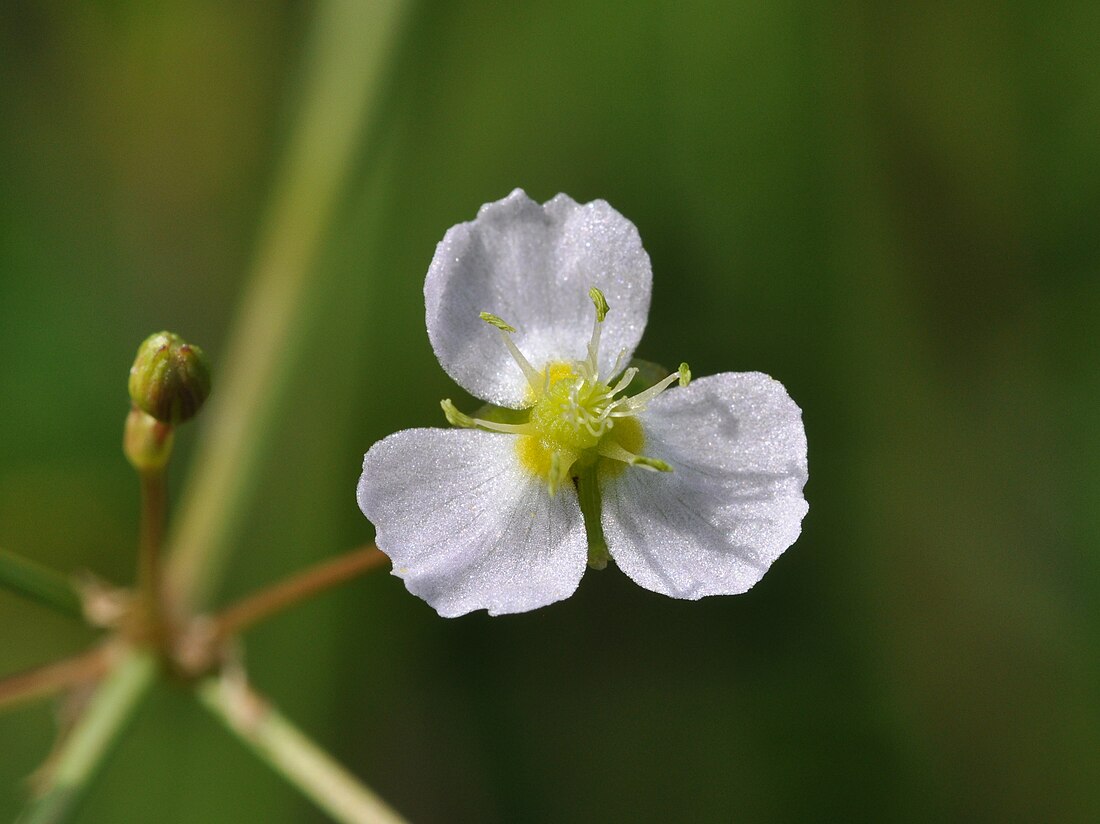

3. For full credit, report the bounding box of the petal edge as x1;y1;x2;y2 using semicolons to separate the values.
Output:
425;190;652;407
358;427;589;616
601;372;808;599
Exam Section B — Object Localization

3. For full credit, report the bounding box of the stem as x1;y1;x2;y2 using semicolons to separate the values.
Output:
212;545;388;641
17;652;156;824
165;0;409;613
0;646;116;712
575;469;610;569
0;549;84;620
198;677;407;824
137;470;168;638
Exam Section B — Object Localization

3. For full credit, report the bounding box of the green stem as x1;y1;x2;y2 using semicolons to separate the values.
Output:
164;0;409;612
198;678;407;824
575;469;610;569
17;652;156;824
0;549;84;620
137;470;167;637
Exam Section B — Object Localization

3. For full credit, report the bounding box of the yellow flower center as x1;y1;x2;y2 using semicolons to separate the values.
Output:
517;364;646;484
443;287;689;496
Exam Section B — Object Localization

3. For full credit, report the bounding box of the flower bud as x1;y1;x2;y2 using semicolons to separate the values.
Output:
128;332;211;425
123;407;174;472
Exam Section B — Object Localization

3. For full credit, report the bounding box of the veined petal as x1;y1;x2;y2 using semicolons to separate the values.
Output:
425;189;652;407
601;373;808;599
357;428;588;617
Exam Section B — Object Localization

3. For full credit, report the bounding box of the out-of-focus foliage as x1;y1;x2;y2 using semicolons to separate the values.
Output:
1;1;1098;822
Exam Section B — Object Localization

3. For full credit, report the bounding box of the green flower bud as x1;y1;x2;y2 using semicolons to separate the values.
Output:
128;332;211;425
123;407;174;472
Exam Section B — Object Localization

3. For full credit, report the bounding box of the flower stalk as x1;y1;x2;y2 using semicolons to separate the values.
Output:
0;646;116;711
135;468;169;644
211;545;388;642
0;548;84;620
575;470;610;570
124;335;202;645
198;677;408;824
17;652;157;824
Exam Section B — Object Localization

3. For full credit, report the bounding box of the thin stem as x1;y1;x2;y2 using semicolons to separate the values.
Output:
0;549;84;620
575;469;610;569
137;470;168;639
165;0;409;613
17;652;156;824
198;677;407;824
0;646;116;712
212;545;388;641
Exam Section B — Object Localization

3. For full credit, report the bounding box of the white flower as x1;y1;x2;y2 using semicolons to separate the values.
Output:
357;189;808;617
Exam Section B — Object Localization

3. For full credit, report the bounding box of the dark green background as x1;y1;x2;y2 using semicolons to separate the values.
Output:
2;1;1098;821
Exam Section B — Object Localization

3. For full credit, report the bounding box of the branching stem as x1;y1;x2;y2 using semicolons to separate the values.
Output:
212;545;388;641
0;549;83;620
198;676;407;824
16;653;156;824
0;646;116;711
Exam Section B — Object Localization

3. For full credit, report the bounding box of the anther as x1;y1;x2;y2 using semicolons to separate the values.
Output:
479;310;541;391
479;312;515;333
588;287;610;322
596;440;674;473
441;399;476;428
632;456;673;473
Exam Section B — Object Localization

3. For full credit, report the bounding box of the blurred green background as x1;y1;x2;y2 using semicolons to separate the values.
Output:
2;1;1098;821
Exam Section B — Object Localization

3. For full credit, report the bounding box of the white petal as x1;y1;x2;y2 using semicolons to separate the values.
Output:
601;372;808;599
357;427;588;617
425;189;653;407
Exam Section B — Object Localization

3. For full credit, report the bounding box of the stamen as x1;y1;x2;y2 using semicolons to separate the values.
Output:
513;287;686;478
588;287;610;322
479;311;541;392
608;348;628;381
617;370;681;413
608;367;638;396
583;286;609;381
596;440;673;472
584;322;602;382
440;399;534;435
478;419;536;435
596;440;634;464
632;456;673;473
440;398;476;428
479;312;515;333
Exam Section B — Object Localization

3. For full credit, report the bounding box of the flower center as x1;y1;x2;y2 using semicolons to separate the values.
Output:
444;287;690;495
517;362;648;487
530;364;619;451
